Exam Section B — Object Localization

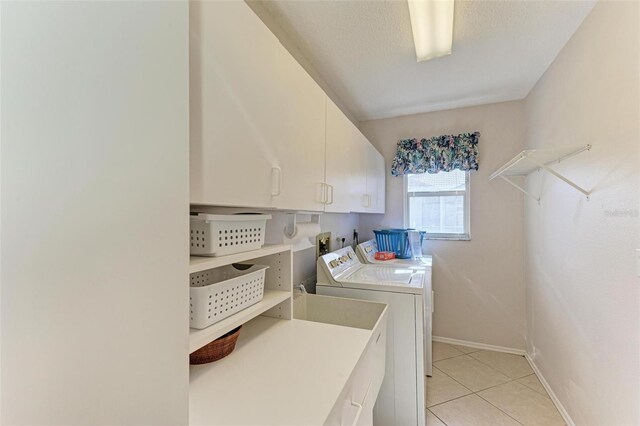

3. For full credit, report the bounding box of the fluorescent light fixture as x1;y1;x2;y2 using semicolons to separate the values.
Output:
408;0;455;62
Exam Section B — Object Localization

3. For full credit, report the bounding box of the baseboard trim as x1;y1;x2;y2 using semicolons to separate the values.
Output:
432;336;526;356
524;354;575;426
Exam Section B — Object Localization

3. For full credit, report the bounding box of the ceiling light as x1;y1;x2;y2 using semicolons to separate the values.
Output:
407;0;455;62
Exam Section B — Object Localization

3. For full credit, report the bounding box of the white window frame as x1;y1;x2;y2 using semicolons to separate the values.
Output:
403;171;471;241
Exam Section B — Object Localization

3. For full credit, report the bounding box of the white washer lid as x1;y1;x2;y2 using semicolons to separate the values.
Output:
340;265;425;293
367;256;433;268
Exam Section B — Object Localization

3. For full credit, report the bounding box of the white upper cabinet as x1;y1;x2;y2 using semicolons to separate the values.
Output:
350;131;369;213
272;45;326;211
190;1;325;210
325;98;356;213
190;0;385;214
366;144;386;214
190;0;280;208
351;134;386;214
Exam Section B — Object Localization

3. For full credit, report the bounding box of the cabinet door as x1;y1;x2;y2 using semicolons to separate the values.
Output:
352;138;385;214
325;98;355;213
190;1;280;208
350;132;369;213
272;45;326;211
367;145;386;214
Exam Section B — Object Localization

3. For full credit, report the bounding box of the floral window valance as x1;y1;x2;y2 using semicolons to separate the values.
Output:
390;131;480;176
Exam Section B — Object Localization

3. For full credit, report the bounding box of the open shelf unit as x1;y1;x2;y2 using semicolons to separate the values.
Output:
189;244;292;274
189;244;293;353
189;290;290;353
489;144;592;203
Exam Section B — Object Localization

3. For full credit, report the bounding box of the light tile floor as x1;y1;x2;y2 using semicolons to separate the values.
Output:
427;342;565;426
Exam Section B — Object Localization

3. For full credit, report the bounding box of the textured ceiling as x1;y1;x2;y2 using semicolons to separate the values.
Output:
256;0;596;121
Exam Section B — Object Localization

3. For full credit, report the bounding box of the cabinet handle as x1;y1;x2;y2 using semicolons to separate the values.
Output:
271;167;282;197
350;401;364;426
362;194;371;208
350;378;373;426
327;184;334;205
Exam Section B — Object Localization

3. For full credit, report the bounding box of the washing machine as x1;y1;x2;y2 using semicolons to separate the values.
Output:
357;239;434;376
317;247;431;426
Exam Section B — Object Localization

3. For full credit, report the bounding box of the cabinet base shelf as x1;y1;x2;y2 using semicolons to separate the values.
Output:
189;290;290;353
189;244;291;274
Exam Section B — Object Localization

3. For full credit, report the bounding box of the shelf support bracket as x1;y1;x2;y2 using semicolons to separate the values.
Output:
499;175;540;204
527;157;591;200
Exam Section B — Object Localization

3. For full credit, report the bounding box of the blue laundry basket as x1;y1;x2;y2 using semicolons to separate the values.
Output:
373;229;425;259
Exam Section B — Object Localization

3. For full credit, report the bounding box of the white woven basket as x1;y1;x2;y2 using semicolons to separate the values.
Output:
190;214;271;257
189;264;268;329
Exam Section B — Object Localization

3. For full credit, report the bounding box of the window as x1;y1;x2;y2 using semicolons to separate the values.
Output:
404;170;470;240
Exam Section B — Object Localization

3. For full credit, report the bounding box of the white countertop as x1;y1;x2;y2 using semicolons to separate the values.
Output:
189;316;372;425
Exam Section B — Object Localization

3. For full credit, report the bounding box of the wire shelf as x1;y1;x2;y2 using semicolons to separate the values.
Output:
489;144;592;202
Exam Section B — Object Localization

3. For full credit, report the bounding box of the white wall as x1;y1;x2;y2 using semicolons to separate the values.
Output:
1;2;189;424
523;2;640;425
274;212;360;292
360;101;527;350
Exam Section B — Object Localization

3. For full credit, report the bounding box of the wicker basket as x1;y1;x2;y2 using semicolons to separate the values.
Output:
190;326;242;365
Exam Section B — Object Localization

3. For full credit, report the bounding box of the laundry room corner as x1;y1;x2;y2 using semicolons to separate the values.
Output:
358;101;528;351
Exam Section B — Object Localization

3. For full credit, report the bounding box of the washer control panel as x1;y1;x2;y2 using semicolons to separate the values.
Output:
319;246;361;277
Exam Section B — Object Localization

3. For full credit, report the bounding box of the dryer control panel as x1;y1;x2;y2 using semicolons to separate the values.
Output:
356;240;378;263
318;246;361;278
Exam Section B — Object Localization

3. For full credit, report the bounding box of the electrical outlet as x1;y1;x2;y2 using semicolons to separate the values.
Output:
335;236;347;249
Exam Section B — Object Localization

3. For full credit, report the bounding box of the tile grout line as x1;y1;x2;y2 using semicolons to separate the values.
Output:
433;353;512;391
428;392;476;409
475;391;527;426
431;368;536;404
475;379;565;426
427;408;449;426
426;368;471;412
428;387;526;426
432;352;466;363
429;364;473;397
515;375;553;398
433;347;535;383
451;346;481;355
451;354;552;400
428;375;519;409
517;379;553;398
435;350;539;393
466;351;535;382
